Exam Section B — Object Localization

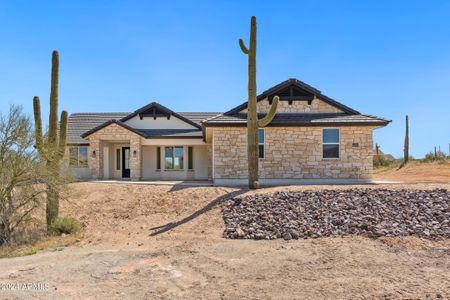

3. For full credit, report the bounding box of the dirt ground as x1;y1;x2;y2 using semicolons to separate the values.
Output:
373;161;450;184
1;181;449;299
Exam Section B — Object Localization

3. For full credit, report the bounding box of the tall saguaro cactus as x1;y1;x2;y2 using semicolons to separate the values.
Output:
33;50;68;226
239;16;279;189
403;114;409;165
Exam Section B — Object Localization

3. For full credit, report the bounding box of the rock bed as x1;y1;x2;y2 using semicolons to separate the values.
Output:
222;189;450;240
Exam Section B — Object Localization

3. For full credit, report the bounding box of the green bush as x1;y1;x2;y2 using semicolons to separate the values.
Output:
49;217;79;235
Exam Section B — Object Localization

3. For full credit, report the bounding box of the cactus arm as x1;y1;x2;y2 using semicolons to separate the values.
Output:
48;50;59;147
239;39;249;54
58;110;68;160
33;96;44;156
257;96;279;127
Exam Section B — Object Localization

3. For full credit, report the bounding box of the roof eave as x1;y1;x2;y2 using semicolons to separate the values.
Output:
203;121;390;127
119;102;202;129
80;119;147;138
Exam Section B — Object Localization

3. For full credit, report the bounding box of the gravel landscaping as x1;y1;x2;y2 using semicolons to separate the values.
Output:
223;189;450;240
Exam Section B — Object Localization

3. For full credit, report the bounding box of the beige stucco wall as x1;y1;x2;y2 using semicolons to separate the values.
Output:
212;126;373;180
240;97;343;113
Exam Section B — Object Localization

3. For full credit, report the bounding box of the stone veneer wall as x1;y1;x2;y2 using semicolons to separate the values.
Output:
213;126;373;180
87;123;142;180
206;143;212;179
240;97;343;113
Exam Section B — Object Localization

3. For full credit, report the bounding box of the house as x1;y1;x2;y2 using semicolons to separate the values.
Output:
67;78;390;185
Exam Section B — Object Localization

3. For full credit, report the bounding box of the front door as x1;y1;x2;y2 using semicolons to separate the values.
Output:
122;147;130;178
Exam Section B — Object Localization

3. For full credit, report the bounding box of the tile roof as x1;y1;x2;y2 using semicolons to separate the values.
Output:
203;113;391;127
67;112;220;144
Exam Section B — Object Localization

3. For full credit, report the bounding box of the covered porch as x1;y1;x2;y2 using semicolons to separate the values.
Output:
84;121;210;181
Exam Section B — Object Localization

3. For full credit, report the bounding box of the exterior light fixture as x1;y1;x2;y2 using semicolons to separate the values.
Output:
92;150;96;157
133;150;137;157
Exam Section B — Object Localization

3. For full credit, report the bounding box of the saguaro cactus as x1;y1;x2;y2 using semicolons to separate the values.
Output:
239;16;279;189
33;50;68;226
403;114;409;165
375;142;380;157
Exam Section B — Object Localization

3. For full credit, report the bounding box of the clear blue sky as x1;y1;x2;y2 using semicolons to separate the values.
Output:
1;1;449;158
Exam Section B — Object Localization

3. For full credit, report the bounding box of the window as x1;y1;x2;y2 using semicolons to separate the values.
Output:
69;146;88;167
116;149;120;170
156;147;161;170
165;146;184;170
258;128;265;159
188;146;193;170
322;129;340;159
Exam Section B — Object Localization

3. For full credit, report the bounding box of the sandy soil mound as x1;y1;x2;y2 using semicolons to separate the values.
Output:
374;161;450;183
0;182;449;299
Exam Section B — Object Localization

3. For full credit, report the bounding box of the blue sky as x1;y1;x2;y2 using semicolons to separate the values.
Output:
1;1;449;158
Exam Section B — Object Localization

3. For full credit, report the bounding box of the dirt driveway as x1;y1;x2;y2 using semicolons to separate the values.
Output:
1;182;449;299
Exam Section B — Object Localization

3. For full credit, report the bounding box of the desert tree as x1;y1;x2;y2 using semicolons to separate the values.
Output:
239;16;279;189
0;105;44;245
33;50;68;226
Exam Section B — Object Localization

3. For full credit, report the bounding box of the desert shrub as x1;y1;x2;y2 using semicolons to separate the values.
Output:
423;151;447;162
49;217;79;235
373;155;395;168
0;105;45;245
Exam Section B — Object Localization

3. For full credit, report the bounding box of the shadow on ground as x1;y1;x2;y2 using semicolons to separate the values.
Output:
149;189;246;236
168;181;214;192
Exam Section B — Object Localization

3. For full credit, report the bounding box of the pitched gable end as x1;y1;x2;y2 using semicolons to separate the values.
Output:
225;78;360;115
120;102;201;129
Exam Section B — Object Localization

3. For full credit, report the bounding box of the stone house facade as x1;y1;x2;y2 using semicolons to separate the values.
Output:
66;78;390;185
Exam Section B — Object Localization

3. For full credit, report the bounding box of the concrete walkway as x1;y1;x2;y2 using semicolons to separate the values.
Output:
87;180;214;186
85;179;403;186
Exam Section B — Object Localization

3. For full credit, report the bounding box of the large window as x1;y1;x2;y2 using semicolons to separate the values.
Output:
258;128;265;159
322;129;340;159
165;146;184;170
69;146;88;167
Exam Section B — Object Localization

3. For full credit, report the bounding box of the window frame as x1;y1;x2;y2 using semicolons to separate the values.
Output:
258;128;265;159
69;146;89;168
164;146;184;170
322;128;340;159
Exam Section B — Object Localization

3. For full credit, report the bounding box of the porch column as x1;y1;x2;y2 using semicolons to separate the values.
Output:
130;136;142;180
88;137;101;179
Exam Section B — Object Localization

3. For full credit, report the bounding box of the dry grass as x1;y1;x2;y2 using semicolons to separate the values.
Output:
0;232;82;259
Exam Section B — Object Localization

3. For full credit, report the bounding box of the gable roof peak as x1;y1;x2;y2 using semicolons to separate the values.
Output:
224;78;359;115
119;101;201;129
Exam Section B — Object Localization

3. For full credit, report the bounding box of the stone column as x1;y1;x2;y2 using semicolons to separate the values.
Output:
88;137;101;179
130;136;142;180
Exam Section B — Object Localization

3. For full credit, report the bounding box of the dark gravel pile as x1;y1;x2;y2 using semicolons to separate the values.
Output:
222;189;450;240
